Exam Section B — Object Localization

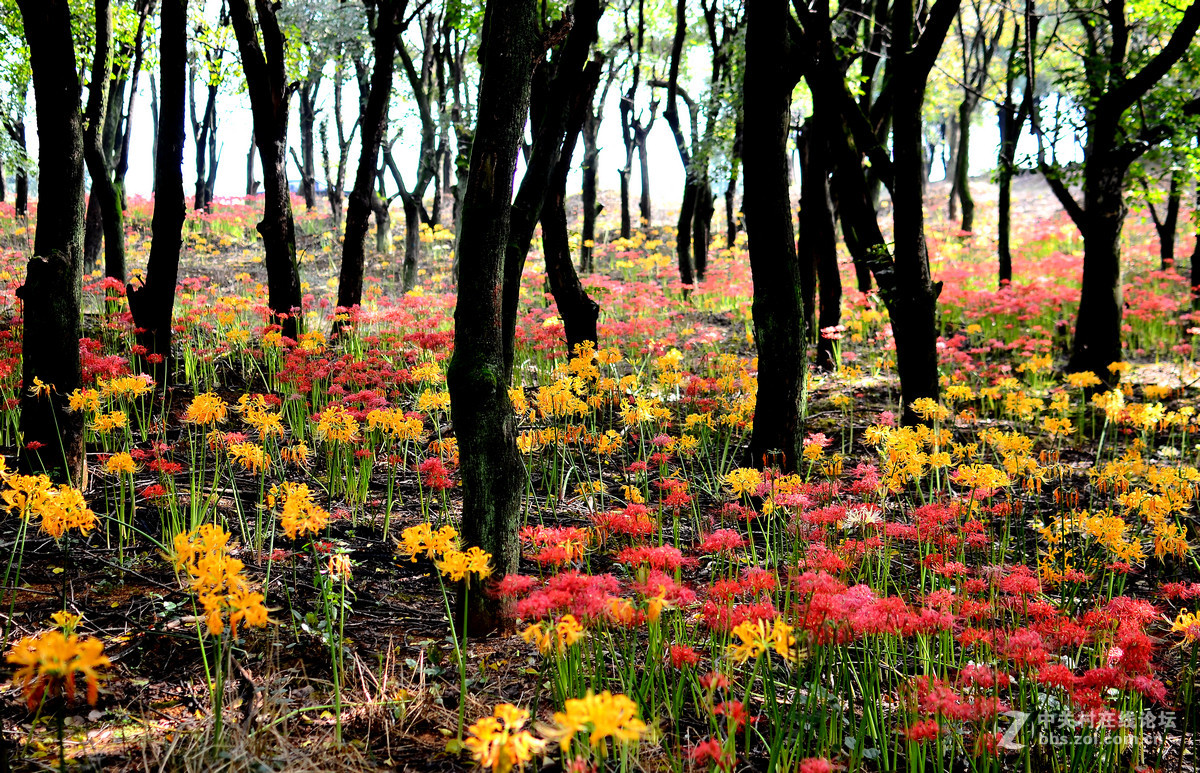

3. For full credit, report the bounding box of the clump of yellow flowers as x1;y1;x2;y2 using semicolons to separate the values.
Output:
1;462;97;539
171;524;269;638
465;703;547;773
270;481;330;540
6;612;110;709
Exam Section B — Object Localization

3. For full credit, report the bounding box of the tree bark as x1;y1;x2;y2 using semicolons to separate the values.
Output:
1049;0;1200;381
128;0;186;383
886;0;946;423
498;0;604;381
336;0;402;316
447;0;537;634
190;67;219;211
296;63;323;211
541;60;602;357
743;0;806;472
229;0;304;340
724;113;743;248
15;0;87;482
13;122;28;217
799;118;841;370
953;97;975;232
82;0;127;283
1192;181;1200;311
1147;171;1181;270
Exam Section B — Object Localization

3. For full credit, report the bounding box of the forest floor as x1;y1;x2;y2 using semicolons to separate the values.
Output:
1;175;1199;773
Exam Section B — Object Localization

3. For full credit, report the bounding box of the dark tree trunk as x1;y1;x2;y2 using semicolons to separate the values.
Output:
796;197;816;342
320;57;352;230
13;125;28;217
799;118;841;370
229;0;303;340
800;0;956;424
953;98;975;232
618;165;632;238
724;113;743;248
191;72;218;211
148;74;159;191
337;1;401;316
1148;171;1181;270
112;0;152;209
637;128;652;227
541;59;602;357
663;0;696;285
580;102;601;273
674;184;697;285
296;65;323;211
82;0;126;283
498;0;604;382
374;188;393;252
997;15;1034;288
543;179;600;356
692;179;712;280
15;0;87;482
1192;181;1200;310
84;193;103;271
401;193;420;291
1046;1;1200;382
393;25;442;293
431;135;446;227
886;0;945;424
945;112;959;219
743;0;806;472
447;0;537;635
1067;142;1127;378
128;0;186;383
246;129;258;196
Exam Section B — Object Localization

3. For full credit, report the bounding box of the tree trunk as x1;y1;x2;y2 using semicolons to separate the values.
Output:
1192;181;1200;310
13;122;28;217
580;110;600;273
541;59;601;357
887;4;944;425
954;98;975;232
637;129;652;228
336;1;400;316
692;178;712;280
191;74;217;211
229;0;303;340
401;194;420;292
498;0;604;381
297;67;322;211
674;184;697;286
82;0;126;284
15;0;87;483
149;74;159;191
1150;171;1181;270
618;166;632;238
799;119;840;370
945;111;959;219
128;0;186;383
1067;146;1127;378
373;193;393;254
246;129;258;196
724;114;742;248
447;0;537;635
84;193;103;271
997;101;1017;285
743;0;805;472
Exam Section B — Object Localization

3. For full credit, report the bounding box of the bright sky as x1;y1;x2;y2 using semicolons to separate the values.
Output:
22;67;1078;212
